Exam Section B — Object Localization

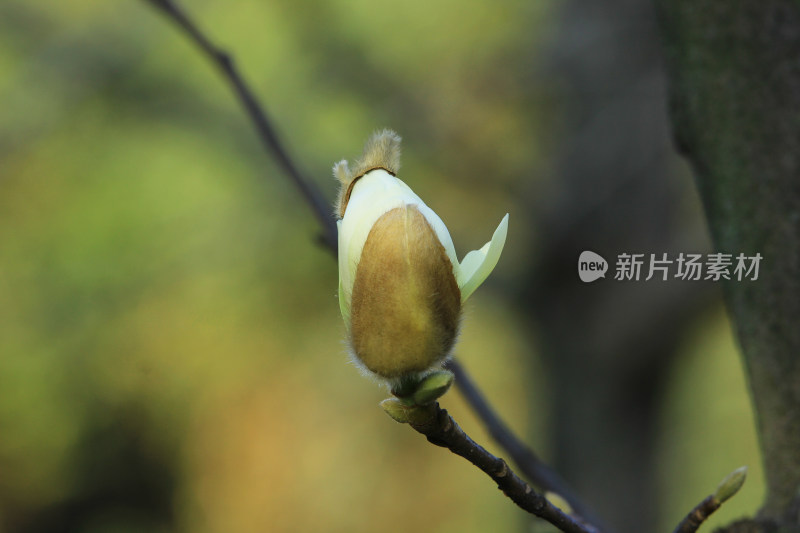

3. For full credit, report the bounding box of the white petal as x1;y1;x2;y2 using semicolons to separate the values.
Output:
457;213;509;302
337;169;459;319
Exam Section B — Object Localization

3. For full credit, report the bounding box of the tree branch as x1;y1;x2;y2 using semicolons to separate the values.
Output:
382;400;599;533
142;1;601;529
143;0;337;251
673;496;720;533
444;359;607;530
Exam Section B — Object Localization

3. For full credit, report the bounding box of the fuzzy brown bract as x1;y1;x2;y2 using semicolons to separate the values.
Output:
348;204;462;378
334;129;402;219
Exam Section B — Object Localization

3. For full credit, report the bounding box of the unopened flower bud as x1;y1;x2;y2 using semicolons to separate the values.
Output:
335;130;509;381
714;466;747;503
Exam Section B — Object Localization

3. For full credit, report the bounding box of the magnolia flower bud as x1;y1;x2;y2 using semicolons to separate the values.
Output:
335;130;509;381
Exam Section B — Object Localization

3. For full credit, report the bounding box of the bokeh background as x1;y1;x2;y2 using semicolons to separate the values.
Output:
0;1;763;532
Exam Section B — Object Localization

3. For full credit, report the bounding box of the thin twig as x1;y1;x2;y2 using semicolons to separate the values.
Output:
672;467;747;533
444;359;607;530
673;496;720;533
142;1;601;529
389;401;598;533
143;0;337;251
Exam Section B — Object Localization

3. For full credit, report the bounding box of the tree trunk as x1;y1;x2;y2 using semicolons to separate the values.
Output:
655;1;800;529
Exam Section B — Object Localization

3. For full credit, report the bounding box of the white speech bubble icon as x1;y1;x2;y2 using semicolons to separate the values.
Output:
578;251;608;283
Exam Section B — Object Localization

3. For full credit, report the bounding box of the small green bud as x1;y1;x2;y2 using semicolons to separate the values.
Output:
412;370;454;405
380;398;410;423
714;466;747;503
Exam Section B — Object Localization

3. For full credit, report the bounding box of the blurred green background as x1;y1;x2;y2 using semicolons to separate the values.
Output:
0;1;763;532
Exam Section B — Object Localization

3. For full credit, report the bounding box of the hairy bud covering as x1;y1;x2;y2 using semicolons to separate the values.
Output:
350;205;461;377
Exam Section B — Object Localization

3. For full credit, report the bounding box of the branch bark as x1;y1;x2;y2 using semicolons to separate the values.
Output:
656;0;800;528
